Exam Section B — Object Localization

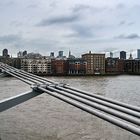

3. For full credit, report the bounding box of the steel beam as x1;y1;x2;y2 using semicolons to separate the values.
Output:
0;90;43;112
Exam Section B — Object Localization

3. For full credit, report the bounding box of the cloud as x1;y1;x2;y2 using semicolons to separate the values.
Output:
27;4;38;9
37;14;79;26
118;20;135;26
116;3;125;9
0;34;21;44
0;0;15;7
115;33;140;39
72;4;110;15
10;21;23;27
6;1;15;6
119;20;126;25
127;22;135;26
66;25;94;38
49;0;58;8
72;4;91;12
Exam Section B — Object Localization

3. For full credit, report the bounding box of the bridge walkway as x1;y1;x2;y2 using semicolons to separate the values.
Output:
0;62;140;136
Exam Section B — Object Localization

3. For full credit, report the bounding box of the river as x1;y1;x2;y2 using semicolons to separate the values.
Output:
0;75;140;140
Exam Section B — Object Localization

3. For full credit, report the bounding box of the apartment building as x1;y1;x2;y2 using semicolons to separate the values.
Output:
105;57;124;74
82;51;105;75
51;59;67;75
21;58;51;75
67;58;87;75
125;59;140;74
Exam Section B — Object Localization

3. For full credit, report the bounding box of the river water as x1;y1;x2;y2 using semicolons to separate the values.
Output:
0;75;140;140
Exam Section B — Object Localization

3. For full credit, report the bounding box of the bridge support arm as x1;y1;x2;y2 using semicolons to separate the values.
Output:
0;90;43;112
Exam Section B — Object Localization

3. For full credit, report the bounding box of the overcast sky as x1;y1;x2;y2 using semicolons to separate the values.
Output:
0;0;140;58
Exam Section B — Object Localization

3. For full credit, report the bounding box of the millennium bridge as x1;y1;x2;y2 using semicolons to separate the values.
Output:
0;62;140;136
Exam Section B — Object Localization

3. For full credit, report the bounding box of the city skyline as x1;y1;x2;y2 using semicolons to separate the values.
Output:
1;48;140;59
0;0;140;57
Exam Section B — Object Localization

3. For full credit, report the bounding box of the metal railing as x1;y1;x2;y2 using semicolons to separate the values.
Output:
0;62;140;136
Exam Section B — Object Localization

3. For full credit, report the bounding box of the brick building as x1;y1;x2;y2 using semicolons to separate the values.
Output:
51;59;67;75
125;59;140;74
82;51;105;75
67;58;87;75
105;57;124;74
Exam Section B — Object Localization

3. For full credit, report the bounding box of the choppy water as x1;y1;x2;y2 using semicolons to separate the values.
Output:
0;75;140;140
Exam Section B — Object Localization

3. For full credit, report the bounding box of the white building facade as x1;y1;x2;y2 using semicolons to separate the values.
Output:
21;58;52;75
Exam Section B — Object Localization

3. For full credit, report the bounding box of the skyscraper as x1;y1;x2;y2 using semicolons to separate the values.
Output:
110;52;113;58
50;52;54;57
2;48;8;57
23;50;27;56
58;51;63;57
120;51;126;59
137;49;140;59
17;51;23;58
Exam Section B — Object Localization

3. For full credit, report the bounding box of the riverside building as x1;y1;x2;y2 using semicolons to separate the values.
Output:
21;58;52;75
105;57;124;74
67;58;87;75
82;51;105;75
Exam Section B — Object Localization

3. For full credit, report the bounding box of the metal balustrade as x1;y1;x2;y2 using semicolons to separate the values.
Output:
0;62;140;136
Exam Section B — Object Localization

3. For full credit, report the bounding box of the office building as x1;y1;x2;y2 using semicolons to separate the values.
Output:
23;50;27;56
137;49;140;59
58;51;63;57
50;52;54;57
120;51;126;59
110;52;113;58
2;49;9;57
17;50;27;58
17;51;23;58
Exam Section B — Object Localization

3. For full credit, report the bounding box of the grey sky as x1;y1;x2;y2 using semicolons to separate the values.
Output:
0;0;140;58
